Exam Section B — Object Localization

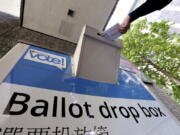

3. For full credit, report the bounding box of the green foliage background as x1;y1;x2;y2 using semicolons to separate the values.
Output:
121;19;180;104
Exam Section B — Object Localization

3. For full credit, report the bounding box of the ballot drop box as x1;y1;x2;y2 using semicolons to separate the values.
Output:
0;34;179;134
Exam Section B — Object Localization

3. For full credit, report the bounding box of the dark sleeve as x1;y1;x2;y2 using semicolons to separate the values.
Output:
129;0;172;22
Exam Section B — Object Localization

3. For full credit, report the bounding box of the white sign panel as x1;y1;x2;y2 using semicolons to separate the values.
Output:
0;45;179;135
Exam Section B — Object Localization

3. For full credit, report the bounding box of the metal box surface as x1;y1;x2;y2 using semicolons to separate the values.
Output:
72;25;122;84
22;0;118;43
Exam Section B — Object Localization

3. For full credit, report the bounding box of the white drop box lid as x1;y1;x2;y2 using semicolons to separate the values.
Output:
72;25;122;84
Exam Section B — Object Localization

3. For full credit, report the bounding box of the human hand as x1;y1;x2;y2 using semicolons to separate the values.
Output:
118;15;131;34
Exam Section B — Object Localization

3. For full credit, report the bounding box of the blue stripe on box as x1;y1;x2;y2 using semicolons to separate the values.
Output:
3;46;155;100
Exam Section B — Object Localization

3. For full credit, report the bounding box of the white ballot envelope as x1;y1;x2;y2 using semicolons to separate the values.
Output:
100;23;122;41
